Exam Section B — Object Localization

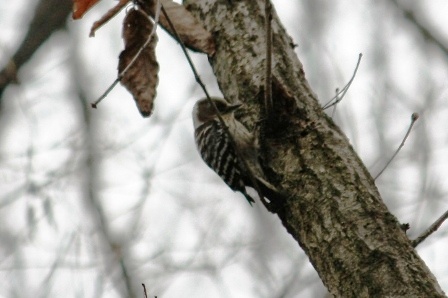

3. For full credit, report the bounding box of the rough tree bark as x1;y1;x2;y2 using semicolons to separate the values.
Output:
184;0;445;297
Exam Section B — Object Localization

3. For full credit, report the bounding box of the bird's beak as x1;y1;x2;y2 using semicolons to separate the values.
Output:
227;102;243;112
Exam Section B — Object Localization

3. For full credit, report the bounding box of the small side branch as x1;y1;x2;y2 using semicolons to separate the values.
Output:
159;5;210;99
322;53;362;110
91;79;120;108
142;283;148;298
374;113;419;180
412;209;448;247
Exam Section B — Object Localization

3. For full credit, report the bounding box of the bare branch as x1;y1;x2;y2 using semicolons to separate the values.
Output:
142;284;148;298
0;0;71;99
159;4;209;99
91;79;120;108
412;209;448;247
374;113;419;180
322;53;362;110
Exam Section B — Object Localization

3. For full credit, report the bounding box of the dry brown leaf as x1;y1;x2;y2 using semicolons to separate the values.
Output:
72;0;101;19
118;8;159;117
89;0;130;37
138;0;215;56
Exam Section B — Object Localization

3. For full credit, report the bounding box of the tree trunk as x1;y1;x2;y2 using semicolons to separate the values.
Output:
184;0;445;297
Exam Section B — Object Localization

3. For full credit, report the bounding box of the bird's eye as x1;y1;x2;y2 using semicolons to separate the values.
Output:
215;101;227;112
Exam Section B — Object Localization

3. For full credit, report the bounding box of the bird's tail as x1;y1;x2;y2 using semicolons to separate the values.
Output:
243;175;286;208
242;192;256;206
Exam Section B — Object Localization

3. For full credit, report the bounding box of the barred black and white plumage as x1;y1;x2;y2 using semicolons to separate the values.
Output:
193;97;283;206
195;115;254;204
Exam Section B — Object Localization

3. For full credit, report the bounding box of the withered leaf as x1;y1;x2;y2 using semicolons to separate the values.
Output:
72;0;101;19
138;0;215;56
118;8;159;117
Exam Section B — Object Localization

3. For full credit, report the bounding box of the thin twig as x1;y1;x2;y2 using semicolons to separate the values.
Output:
159;5;210;99
374;113;419;180
330;88;339;118
91;1;162;108
322;53;362;110
91;79;120;108
412;209;448;247
264;0;273;118
160;4;273;210
142;283;148;298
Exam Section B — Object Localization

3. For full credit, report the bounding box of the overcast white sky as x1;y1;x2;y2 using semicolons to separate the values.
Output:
1;1;448;297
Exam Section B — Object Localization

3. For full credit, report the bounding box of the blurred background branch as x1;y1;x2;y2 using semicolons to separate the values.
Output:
0;0;72;101
0;0;447;297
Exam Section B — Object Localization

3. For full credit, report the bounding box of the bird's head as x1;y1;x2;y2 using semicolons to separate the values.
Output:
192;97;242;129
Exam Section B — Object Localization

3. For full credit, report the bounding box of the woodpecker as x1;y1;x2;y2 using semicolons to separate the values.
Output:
192;97;283;206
